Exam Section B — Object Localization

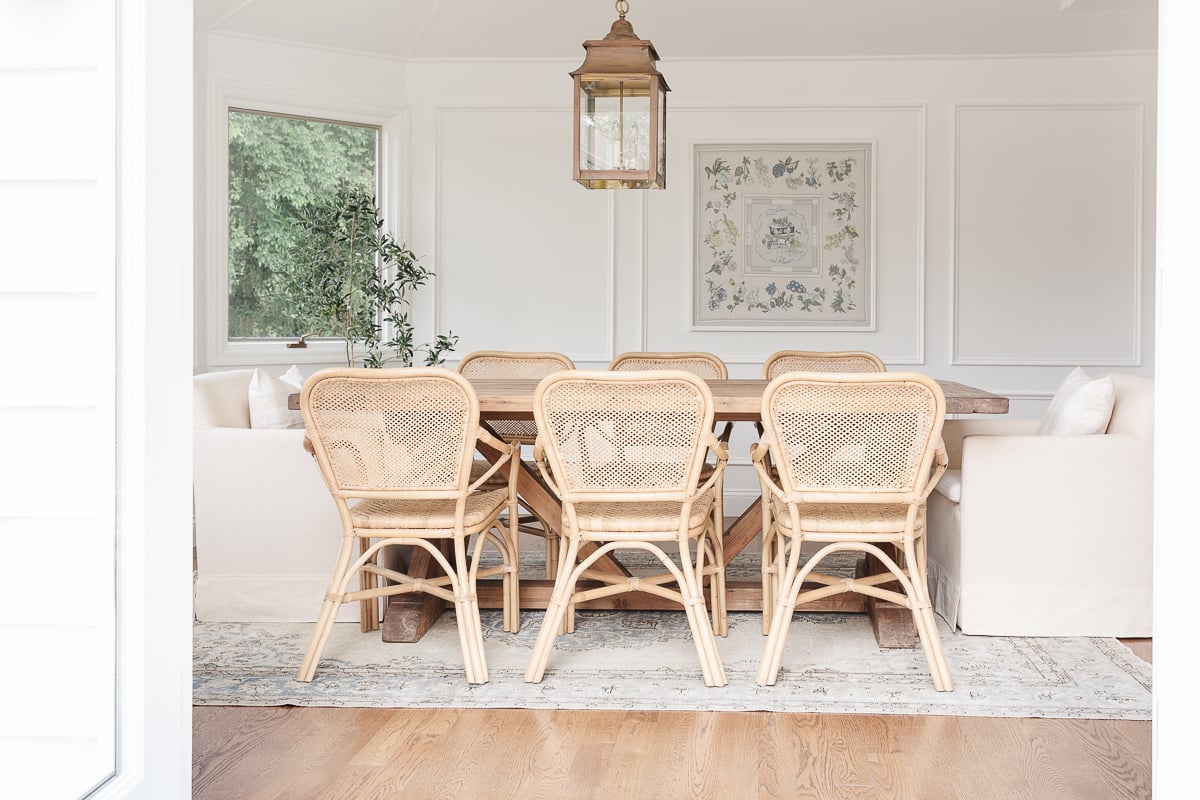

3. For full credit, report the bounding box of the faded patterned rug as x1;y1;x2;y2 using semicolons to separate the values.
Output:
193;607;1151;719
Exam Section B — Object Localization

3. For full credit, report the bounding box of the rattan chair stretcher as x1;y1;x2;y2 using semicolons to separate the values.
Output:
523;370;729;687
751;371;953;692
296;368;521;685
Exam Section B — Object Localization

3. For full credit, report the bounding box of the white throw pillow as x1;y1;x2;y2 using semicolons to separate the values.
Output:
933;469;962;503
248;365;305;430
1037;367;1115;436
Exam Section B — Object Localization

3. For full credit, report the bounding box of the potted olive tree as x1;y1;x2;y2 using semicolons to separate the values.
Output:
287;184;457;368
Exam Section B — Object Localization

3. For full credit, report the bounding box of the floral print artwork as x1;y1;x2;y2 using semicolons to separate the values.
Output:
695;143;872;328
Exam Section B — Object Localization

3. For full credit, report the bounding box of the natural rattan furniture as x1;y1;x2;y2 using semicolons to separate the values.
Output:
459;351;575;578
610;351;728;380
296;368;521;685
523;370;729;687
752;372;953;691
762;350;886;379
609;351;733;633
288;377;1008;646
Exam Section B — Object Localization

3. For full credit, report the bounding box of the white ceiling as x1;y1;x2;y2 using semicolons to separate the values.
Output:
196;0;1157;61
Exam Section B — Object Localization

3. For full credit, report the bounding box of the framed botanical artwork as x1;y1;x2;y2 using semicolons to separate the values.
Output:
692;142;875;330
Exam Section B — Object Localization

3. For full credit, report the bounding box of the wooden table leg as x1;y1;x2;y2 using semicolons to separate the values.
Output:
381;436;631;644
861;545;917;649
381;540;450;643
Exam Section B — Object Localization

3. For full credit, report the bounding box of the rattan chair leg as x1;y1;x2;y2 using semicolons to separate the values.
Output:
297;535;358;682
757;534;806;685
760;502;777;635
525;536;582;683
903;537;953;691
359;537;379;633
450;535;489;684
675;536;727;687
296;598;340;682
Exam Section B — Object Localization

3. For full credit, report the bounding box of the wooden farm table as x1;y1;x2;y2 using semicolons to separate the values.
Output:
292;378;1009;646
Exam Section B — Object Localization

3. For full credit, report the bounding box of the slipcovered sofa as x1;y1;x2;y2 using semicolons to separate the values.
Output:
926;373;1153;636
193;369;356;622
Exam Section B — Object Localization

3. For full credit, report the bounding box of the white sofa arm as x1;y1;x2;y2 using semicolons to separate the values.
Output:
940;418;1037;469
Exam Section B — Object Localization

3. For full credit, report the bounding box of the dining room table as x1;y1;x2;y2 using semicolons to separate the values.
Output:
292;376;1010;647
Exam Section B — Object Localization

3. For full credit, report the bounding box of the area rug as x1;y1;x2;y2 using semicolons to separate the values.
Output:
193;607;1151;719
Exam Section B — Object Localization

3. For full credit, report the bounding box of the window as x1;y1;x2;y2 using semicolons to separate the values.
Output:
226;109;380;340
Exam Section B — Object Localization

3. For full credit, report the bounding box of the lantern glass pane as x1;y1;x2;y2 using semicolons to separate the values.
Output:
657;89;667;180
579;79;652;172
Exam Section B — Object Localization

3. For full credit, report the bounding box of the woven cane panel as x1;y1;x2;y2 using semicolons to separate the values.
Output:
306;375;471;492
765;353;885;379
767;380;936;494
537;378;709;494
460;353;572;442
611;355;727;381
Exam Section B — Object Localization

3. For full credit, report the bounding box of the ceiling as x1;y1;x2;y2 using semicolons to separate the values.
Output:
196;0;1158;61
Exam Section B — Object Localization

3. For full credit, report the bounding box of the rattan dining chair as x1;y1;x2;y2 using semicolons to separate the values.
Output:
524;370;729;687
609;351;731;634
762;350;886;379
459;350;575;578
751;372;952;691
757;349;886;630
296;368;521;685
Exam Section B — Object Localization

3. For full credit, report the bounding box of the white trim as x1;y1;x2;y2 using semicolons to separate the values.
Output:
951;102;1145;367
204;78;407;368
644;104;924;365
432;105;617;365
401;51;1159;64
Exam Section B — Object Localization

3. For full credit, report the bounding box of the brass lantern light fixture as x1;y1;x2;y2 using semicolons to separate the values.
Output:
571;0;669;189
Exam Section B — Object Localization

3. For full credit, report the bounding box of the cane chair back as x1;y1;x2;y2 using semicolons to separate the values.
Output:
459;351;575;445
762;372;944;500
762;350;886;379
297;367;520;685
526;370;728;687
534;370;714;498
610;351;728;381
753;372;952;691
303;369;476;496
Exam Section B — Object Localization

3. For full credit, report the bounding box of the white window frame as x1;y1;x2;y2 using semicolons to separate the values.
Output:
206;79;408;366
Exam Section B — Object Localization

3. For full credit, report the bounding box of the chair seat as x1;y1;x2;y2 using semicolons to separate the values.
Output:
351;488;508;531
573;491;715;537
769;495;921;536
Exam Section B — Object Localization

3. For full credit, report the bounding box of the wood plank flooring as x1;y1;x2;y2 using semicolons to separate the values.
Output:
193;706;1151;799
193;640;1151;799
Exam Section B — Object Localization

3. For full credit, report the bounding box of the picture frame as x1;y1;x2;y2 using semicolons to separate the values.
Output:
692;141;875;330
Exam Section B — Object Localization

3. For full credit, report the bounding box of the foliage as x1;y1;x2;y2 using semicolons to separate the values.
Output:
288;184;457;368
226;111;376;338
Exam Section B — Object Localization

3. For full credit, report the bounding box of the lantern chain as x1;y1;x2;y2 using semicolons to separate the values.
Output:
616;1;629;20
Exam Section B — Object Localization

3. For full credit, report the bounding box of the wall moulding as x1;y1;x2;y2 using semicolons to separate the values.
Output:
432;106;617;364
643;104;927;365
951;102;1145;367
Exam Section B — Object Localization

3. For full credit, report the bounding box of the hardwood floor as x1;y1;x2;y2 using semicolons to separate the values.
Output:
193;640;1152;799
193;706;1151;799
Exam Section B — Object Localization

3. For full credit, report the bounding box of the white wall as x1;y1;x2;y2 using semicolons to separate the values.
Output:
3;1;194;797
196;37;1156;512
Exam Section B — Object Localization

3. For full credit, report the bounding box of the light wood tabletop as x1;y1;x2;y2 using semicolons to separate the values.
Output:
468;377;1010;419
